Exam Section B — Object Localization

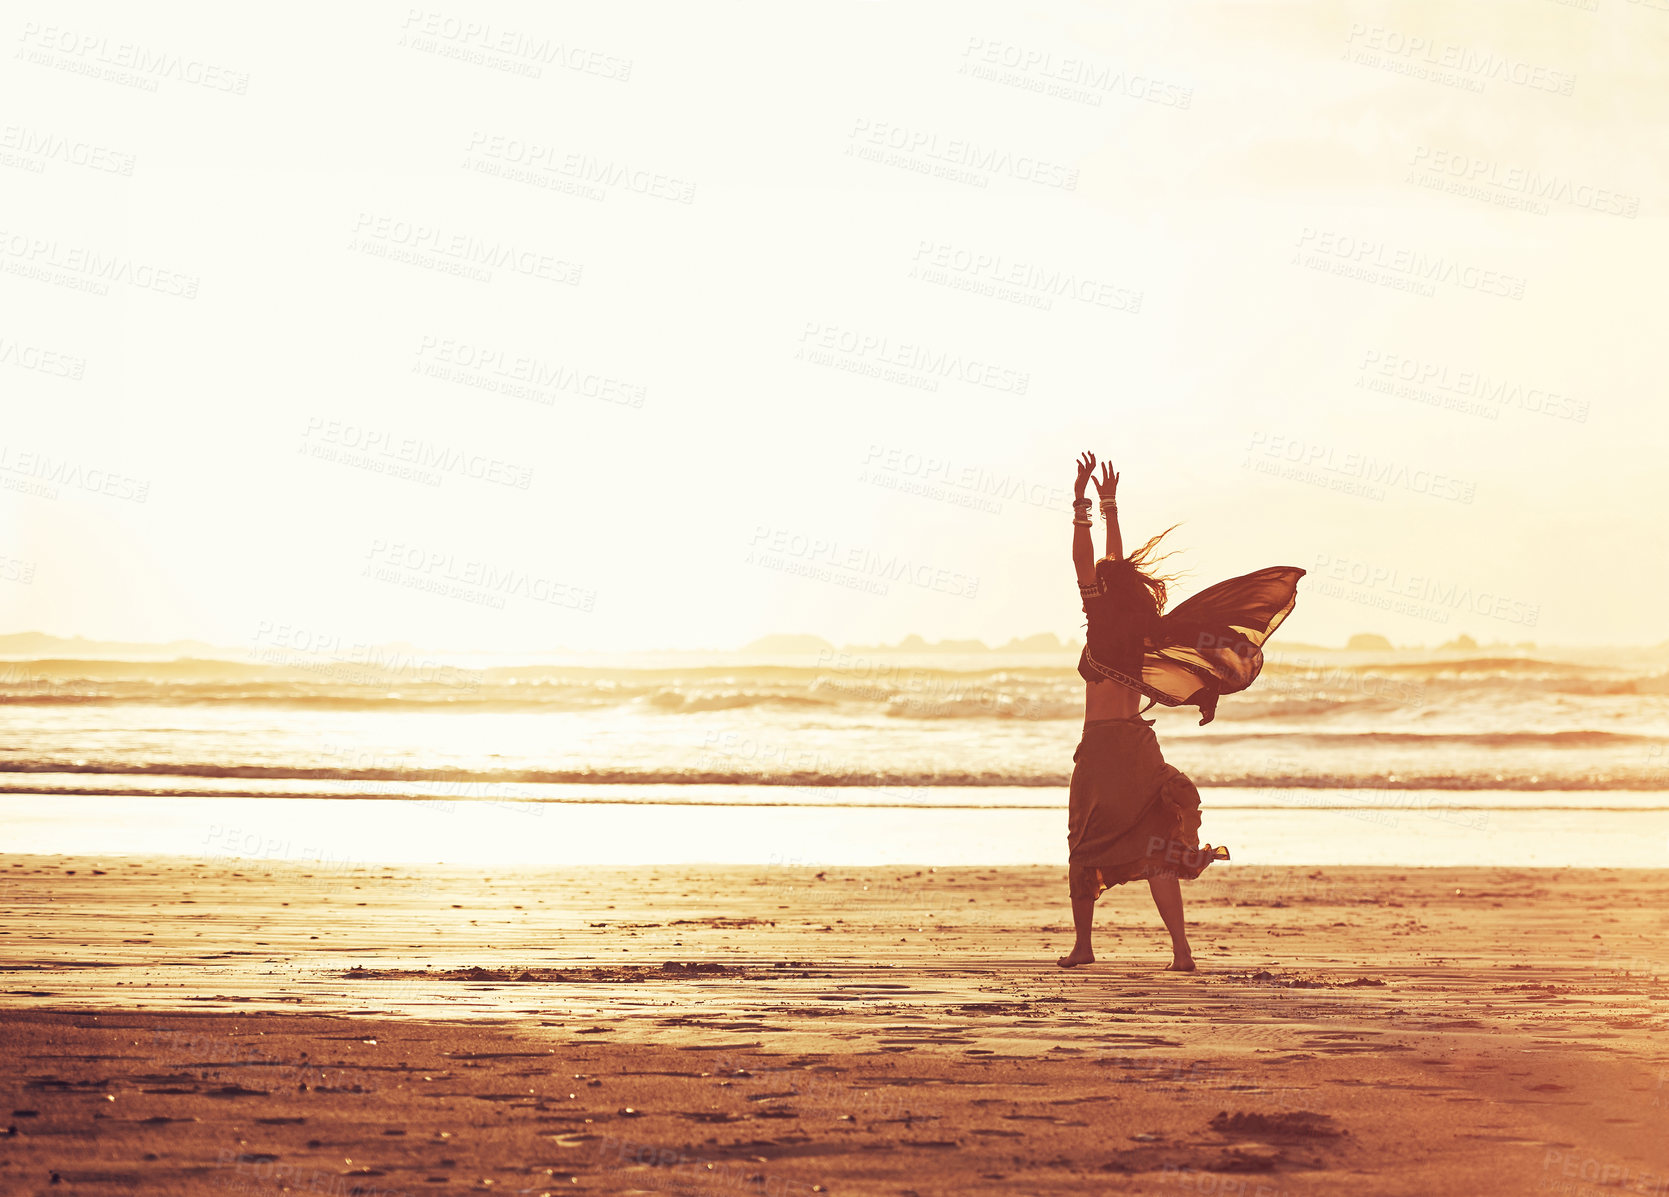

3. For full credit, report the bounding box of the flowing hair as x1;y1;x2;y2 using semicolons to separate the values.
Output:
1091;524;1185;637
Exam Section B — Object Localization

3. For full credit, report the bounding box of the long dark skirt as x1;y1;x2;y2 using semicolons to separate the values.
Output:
1067;716;1228;901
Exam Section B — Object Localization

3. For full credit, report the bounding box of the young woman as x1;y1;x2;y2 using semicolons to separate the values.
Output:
1061;450;1304;971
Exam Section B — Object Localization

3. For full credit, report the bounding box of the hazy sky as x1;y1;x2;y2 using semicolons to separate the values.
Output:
4;2;1664;653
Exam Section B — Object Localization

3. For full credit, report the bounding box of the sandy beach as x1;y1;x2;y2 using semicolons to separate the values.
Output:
2;855;1666;1195
9;0;1666;1192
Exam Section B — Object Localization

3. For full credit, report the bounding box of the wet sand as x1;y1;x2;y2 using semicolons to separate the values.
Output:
2;855;1667;1194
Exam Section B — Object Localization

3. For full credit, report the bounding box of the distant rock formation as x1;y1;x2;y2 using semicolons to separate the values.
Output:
0;632;226;659
1345;633;1394;651
747;630;1083;655
840;634;991;653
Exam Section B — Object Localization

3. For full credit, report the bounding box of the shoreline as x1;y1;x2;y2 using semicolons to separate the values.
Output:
5;793;1666;869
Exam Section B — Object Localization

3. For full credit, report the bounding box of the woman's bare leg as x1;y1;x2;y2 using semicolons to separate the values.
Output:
1058;897;1097;967
1147;875;1195;971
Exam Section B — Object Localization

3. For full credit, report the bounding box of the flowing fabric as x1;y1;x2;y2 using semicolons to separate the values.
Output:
1079;565;1306;725
1067;715;1229;899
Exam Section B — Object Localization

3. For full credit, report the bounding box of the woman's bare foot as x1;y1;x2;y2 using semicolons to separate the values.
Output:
1057;947;1095;968
1164;955;1196;972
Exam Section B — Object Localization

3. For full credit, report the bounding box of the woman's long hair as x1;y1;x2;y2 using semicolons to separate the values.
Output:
1091;525;1184;637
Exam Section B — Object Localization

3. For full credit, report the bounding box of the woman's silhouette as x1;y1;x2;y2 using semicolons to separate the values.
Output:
1060;451;1304;970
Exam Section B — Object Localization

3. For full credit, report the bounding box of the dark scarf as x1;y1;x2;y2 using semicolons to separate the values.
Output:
1080;565;1306;725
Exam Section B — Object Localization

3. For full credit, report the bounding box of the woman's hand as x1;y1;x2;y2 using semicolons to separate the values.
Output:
1075;451;1097;498
1094;462;1119;499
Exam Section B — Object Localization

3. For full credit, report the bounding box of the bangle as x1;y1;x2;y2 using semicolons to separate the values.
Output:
1072;496;1091;507
1100;498;1118;512
1072;518;1092;527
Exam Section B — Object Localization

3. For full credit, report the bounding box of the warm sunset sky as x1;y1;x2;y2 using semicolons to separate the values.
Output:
4;2;1664;653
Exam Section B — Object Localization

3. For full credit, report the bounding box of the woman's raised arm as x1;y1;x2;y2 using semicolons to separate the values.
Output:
1073;452;1096;586
1094;463;1122;562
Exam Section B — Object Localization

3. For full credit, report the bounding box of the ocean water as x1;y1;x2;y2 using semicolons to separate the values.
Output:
3;648;1667;865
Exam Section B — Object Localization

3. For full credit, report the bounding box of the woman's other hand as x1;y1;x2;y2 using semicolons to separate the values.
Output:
1075;451;1097;498
1094;462;1119;499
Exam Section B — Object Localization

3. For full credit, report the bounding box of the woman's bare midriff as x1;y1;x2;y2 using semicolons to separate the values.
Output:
1084;678;1142;723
